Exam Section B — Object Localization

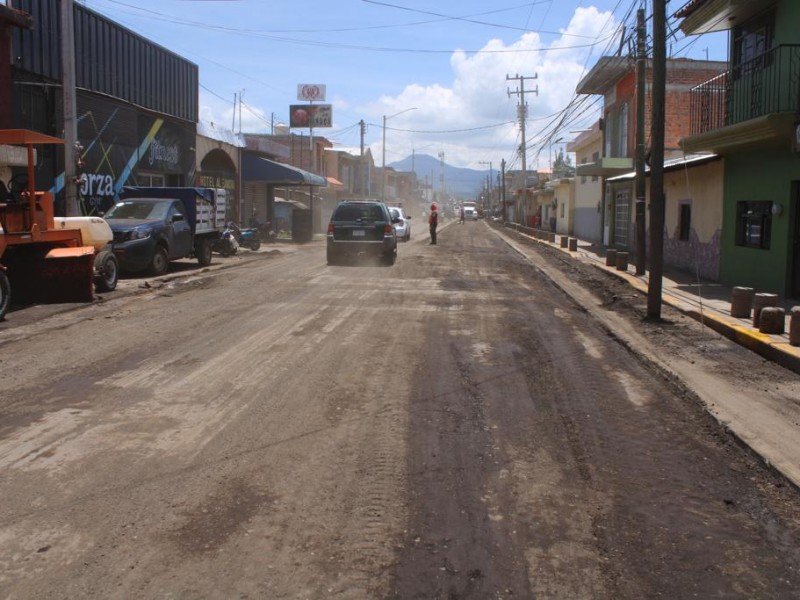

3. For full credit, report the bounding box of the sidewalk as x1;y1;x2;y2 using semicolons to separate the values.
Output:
524;228;800;376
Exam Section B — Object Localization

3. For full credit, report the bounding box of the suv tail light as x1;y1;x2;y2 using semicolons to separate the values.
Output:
327;223;335;234
384;224;393;235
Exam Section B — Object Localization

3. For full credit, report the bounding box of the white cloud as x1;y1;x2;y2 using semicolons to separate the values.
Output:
362;7;618;169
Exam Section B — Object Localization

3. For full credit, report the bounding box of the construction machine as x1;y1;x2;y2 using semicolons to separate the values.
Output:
0;129;117;321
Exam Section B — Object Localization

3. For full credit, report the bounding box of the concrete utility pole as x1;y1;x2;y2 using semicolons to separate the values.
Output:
359;120;365;156
61;0;79;216
438;151;445;203
501;158;506;223
635;8;647;276
507;73;538;224
647;0;667;319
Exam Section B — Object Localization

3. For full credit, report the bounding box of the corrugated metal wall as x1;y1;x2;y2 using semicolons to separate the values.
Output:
12;0;197;123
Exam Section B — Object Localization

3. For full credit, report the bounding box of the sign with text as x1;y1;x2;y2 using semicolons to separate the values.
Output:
297;84;326;102
289;104;333;128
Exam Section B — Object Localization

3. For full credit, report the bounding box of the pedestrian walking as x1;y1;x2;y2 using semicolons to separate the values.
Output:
459;206;465;224
429;202;439;245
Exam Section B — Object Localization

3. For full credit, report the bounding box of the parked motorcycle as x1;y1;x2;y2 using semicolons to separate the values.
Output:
229;222;261;251
212;223;239;256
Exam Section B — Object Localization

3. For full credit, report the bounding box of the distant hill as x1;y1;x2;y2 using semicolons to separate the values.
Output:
389;153;488;200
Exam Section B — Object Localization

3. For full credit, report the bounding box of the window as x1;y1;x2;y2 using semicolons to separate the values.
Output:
560;202;565;218
592;151;600;182
679;203;691;241
581;157;587;184
138;172;165;186
735;201;772;249
733;10;774;74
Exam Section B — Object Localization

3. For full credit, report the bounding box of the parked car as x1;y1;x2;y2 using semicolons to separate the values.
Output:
387;206;411;241
327;200;398;266
104;187;225;275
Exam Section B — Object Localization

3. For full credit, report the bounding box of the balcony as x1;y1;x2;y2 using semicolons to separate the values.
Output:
684;45;800;152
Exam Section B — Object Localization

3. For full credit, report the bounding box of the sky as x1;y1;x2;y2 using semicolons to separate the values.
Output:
76;0;729;171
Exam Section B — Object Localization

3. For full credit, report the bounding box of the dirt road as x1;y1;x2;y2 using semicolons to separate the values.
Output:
1;222;799;598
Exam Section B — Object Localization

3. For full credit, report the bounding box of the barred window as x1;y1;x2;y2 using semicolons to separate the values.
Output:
735;201;772;249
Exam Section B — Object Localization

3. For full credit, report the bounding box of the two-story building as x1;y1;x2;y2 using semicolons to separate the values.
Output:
575;56;728;270
676;0;800;299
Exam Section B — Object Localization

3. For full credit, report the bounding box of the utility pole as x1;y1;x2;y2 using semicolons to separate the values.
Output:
648;0;667;319
501;159;506;223
438;151;445;204
635;8;647;276
507;73;538;224
61;0;79;216
359;119;365;156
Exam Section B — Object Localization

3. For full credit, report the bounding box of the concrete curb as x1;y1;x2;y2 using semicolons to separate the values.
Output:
500;223;800;376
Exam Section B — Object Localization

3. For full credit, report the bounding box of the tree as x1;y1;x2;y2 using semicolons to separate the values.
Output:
553;149;575;177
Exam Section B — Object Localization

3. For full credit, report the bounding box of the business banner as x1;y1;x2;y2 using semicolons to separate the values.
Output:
289;104;333;128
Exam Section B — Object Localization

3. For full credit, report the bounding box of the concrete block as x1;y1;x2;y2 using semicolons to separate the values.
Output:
790;307;800;346
615;251;629;272
752;293;778;328
605;249;617;267
560;236;568;248
758;307;785;334
568;238;578;252
730;286;754;318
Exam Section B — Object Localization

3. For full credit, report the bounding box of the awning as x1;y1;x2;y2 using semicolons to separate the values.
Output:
243;153;327;186
326;176;344;189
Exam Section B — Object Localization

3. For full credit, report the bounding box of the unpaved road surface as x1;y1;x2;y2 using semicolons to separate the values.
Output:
1;222;800;599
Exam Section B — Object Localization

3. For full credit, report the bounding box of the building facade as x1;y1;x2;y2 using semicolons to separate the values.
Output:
575;56;727;251
10;0;198;215
677;0;800;298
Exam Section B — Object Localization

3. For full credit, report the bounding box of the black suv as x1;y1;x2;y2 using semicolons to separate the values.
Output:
327;201;398;266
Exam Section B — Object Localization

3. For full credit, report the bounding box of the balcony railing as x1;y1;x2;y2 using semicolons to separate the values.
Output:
689;44;800;135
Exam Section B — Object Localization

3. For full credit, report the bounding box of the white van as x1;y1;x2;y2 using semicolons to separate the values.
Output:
462;202;479;220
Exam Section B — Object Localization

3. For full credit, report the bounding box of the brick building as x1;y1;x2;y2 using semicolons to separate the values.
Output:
575;56;727;250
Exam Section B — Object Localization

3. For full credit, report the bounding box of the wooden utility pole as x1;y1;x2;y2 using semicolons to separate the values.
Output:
61;0;79;216
647;0;666;319
634;8;647;275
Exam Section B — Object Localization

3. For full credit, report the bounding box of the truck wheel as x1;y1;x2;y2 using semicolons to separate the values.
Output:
0;271;10;321
149;246;169;276
196;239;213;266
93;250;119;292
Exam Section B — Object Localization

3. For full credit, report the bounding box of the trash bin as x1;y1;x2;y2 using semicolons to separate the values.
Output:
291;209;312;243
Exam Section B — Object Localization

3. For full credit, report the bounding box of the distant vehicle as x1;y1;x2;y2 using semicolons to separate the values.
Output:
462;202;479;220
387;206;411;242
327;200;398;266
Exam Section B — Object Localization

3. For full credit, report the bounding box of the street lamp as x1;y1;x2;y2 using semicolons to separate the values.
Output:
382;107;418;202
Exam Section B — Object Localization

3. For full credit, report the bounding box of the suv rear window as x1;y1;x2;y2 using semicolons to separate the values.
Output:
334;203;385;222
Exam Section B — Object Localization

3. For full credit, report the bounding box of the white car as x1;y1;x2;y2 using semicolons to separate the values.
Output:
462;204;478;220
388;206;412;242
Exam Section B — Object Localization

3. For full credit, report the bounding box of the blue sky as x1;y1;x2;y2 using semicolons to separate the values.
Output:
80;0;729;169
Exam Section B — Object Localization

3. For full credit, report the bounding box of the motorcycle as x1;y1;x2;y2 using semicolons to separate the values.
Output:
212;223;239;256
229;222;261;251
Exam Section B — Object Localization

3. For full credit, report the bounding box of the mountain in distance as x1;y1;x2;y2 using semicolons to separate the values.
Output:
389;153;489;200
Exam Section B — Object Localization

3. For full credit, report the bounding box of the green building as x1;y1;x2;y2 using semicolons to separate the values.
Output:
678;0;800;298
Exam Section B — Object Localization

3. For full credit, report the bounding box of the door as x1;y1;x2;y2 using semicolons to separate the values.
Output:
791;185;800;299
167;201;193;258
